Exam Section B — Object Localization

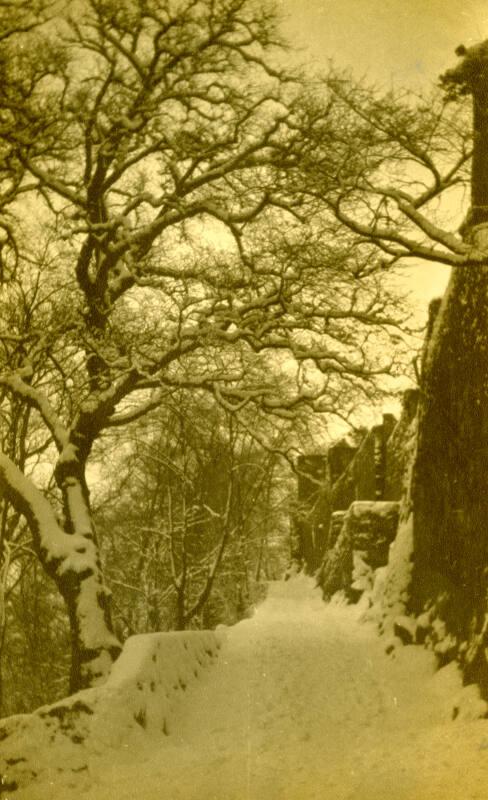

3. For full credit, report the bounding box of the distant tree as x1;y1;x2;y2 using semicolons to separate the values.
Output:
98;394;289;635
0;557;70;717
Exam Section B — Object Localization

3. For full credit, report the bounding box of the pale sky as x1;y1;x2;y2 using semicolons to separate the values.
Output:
277;0;488;308
280;0;488;88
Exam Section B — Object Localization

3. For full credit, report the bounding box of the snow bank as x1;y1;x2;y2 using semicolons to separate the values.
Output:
374;511;415;622
26;574;488;800
0;629;224;795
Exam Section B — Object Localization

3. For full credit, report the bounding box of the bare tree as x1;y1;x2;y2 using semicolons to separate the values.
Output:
98;395;289;635
292;73;473;268
0;0;408;692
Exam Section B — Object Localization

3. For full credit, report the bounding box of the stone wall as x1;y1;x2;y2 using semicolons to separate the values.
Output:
330;413;398;512
408;262;488;695
314;391;417;598
383;390;419;501
319;502;400;600
294;392;415;579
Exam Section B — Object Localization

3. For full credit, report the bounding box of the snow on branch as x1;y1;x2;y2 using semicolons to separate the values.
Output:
0;450;94;570
0;371;69;451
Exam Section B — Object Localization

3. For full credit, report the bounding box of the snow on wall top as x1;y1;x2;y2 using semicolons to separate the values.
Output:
348;501;400;519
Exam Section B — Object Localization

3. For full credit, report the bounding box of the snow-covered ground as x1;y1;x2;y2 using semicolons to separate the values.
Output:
17;577;488;799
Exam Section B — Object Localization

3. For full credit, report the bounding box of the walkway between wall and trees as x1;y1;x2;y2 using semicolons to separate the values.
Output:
18;577;488;800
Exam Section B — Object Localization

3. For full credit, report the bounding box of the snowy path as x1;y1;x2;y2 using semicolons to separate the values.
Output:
33;578;488;799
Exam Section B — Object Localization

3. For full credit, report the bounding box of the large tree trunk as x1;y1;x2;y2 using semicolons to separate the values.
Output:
56;451;122;691
60;557;121;693
0;453;121;693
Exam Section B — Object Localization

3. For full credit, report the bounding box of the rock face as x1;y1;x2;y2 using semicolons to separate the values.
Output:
409;258;488;694
319;502;400;599
317;521;353;599
330;415;397;511
293;397;415;576
315;394;415;599
353;268;488;697
401;40;488;695
383;390;419;501
329;398;417;515
348;502;401;568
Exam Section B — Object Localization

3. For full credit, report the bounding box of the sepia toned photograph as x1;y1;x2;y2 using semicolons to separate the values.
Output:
0;0;488;797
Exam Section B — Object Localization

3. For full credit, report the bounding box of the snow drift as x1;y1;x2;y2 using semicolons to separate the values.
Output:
0;628;224;794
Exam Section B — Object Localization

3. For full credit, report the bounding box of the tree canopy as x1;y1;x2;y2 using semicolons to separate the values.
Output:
0;0;423;695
